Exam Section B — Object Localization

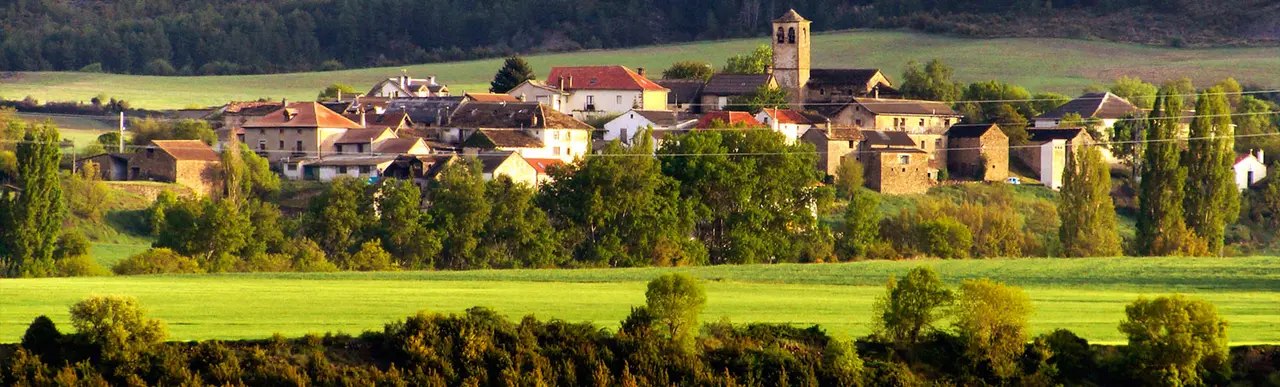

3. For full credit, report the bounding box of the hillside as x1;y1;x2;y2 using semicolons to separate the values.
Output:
3;30;1279;110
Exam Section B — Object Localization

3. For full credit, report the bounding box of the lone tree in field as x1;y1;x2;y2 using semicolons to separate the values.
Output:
953;279;1033;379
1182;87;1239;256
1;122;64;278
645;273;706;352
873;266;954;348
1137;87;1199;256
1119;295;1230;386
1059;145;1122;257
490;55;536;93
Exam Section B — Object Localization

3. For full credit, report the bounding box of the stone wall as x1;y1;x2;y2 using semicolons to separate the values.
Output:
948;131;1009;181
865;150;931;195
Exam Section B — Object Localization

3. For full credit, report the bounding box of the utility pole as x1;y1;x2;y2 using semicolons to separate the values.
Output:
118;112;125;153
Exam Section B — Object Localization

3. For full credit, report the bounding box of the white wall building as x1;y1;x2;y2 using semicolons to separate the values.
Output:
602;109;698;145
1234;150;1267;191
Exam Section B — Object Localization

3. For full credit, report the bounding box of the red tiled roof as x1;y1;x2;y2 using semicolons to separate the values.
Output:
524;158;565;174
695;111;763;129
760;108;817;124
546;66;667;91
149;140;220;161
244;102;364;129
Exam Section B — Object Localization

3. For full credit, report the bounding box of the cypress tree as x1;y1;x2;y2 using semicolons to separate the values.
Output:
0;123;64;277
490;55;536;93
1182;88;1239;255
1058;145;1122;257
1136;87;1194;256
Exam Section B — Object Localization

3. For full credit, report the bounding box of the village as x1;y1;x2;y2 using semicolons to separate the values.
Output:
71;10;1267;199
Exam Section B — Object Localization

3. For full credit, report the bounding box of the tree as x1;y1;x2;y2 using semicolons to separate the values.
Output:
1059;145;1122;257
196;197;251;271
96;132;121;152
957;81;1033;124
65;161;110;221
317;83;357;100
377;179;439;269
1111;113;1145;170
644;273;706;352
1164;77;1197;106
728;85;789;112
1110;76;1159;109
834;156;863;199
900;59;963;103
490;55;536;93
840;191;881;259
68;296;167;365
238;144;280;200
1;123;64;278
662;60;714;81
1182;88;1238;256
1137;88;1197;256
220;138;247;202
344;240;396;271
303;177;371;260
1214;78;1243;108
1119;295;1230;387
916;216;972;259
1030;92;1072;117
112;248;202;275
429;159;491;269
1060;112;1106;145
992;104;1030;145
477;176;561;268
722;45;771;74
953;279;1033;379
873;266;954;347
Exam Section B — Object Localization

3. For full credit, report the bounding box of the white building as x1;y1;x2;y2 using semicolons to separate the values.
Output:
1015;128;1095;190
602;109;698;145
755;108;827;145
1234;150;1267;191
367;73;449;98
538;66;670;120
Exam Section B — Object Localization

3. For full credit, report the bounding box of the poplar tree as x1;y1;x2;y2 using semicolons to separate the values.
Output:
1182;88;1238;255
1058;145;1122;257
489;55;536;93
1136;88;1194;256
0;123;64;278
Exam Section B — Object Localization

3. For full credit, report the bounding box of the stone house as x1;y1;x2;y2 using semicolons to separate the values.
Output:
1017;127;1094;190
859;130;932;194
801;126;862;178
945;123;1009;181
74;153;130;181
241;102;365;163
127;140;222;196
444;102;595;163
700;73;778;111
1234;150;1267;191
825;97;962;132
602;109;698;146
755;108;827;145
541;66;670;119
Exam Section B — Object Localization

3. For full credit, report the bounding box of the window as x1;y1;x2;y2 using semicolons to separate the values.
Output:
296;128;302;134
621;128;629;142
787;27;795;43
279;140;284;149
920;141;925;148
586;95;595;110
919;119;925;127
296;141;303;151
356;144;365;153
898;155;910;165
336;145;344;153
146;148;155;158
855;119;863;127
279;128;284;135
259;128;265;135
359;166;371;174
616;95;623;104
338;166;348;174
553;146;562;155
552;130;560;140
258;140;266;150
935;139;942;147
777;27;785;43
287;164;297;171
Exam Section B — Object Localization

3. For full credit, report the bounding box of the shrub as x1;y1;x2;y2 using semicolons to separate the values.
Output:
1119;295;1231;386
284;238;338;272
78;63;104;73
1042;329;1095;383
53;231;90;260
54;255;110;277
237;253;293;273
68;296;167;365
144;59;177;76
916;216;972;259
21;316;63;364
873;266;954;348
953;278;1032;379
343;240;396;271
112;248;203;275
645;273;706;352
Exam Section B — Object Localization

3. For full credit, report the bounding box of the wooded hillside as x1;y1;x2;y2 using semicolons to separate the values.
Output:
1;0;1276;75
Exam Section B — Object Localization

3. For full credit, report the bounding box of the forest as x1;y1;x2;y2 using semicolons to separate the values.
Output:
0;0;1271;75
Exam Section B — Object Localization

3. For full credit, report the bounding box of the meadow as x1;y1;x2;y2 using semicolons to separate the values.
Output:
2;257;1276;344
3;31;1279;109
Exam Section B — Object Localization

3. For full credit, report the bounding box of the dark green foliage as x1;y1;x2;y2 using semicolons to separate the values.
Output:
916;216;973;259
343;240;396;271
727;85;790;112
0;122;63;278
128;118;217;146
900;59;963;103
317;83;357;100
1059;145;1122;257
490;55;535;93
21;316;63;365
302;177;372;260
428;160;490;269
376;179;439;269
1183;87;1239;255
1137;87;1200;256
1030;92;1071;117
722;45;771;74
662;60;715;81
1110;76;1159;109
873;267;954;348
839;190;881;259
478;176;561;268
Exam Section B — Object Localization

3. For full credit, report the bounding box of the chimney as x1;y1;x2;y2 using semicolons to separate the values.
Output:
873;85;879;99
1258;149;1265;164
558;77;564;90
518;93;526;102
360;110;367;128
567;76;573;89
337;89;342;101
428;76;437;85
638;67;646;77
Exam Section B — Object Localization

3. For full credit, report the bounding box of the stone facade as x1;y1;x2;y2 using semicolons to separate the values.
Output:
127;146;221;196
864;149;932;195
772;10;811;106
947;126;1010;182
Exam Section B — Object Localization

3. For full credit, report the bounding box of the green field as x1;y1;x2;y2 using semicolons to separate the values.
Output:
2;257;1276;344
15;112;117;149
2;31;1278;109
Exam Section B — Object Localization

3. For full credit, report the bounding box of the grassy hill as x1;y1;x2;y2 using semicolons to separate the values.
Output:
2;257;1276;344
3;30;1279;110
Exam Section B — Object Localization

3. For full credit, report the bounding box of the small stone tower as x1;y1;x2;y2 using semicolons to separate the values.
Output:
771;9;811;105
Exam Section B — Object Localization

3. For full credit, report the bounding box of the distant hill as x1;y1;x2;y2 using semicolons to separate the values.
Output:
3;31;1278;110
0;0;1276;76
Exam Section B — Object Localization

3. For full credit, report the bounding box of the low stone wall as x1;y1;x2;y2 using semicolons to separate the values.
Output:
106;182;194;201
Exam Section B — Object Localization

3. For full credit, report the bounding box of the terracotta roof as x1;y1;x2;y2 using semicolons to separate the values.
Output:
1235;154;1256;165
859;131;917;147
1036;92;1140;120
628;110;699;127
703;73;773;95
851;97;961;116
148;140;220;161
695;111;764;128
224;101;283;115
374;138;426;154
761;108;819;124
450;102;593;130
524;158;565;174
465;93;520;102
546;66;667;91
387;97;465;126
463;129;546;149
243;102;363;129
1027;127;1089;142
946;123;1003;138
774;9;808;22
656;79;705;104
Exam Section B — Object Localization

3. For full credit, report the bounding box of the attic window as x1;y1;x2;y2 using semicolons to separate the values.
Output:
590;78;597;84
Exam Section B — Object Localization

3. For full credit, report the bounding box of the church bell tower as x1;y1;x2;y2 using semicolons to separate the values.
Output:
771;9;811;106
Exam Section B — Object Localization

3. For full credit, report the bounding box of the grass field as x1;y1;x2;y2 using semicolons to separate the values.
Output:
15;112;117;149
2;257;1276;344
2;31;1279;109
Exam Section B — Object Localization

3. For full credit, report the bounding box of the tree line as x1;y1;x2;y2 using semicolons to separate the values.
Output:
0;0;1265;75
3;269;1266;386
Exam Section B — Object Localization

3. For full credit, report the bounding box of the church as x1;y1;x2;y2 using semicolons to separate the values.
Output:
769;10;898;108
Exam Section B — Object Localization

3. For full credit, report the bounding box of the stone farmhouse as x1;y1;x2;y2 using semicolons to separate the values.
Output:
127;140;222;196
859;131;932;195
945;123;1010;182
